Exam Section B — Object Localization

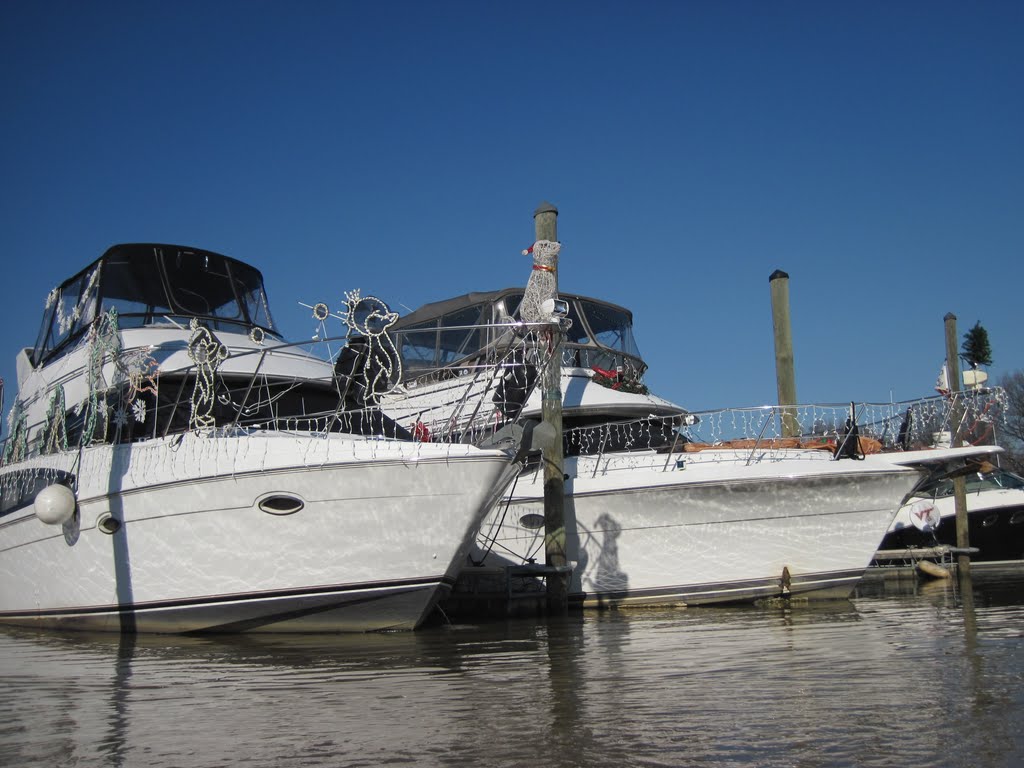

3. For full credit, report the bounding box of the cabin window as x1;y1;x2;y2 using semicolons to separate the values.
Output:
33;265;100;364
996;471;1024;490
99;250;172;327
580;300;641;359
32;295;58;362
499;293;523;320
437;305;484;366
33;246;280;366
397;320;439;372
163;249;243;320
563;301;590;345
963;470;1024;494
235;262;277;332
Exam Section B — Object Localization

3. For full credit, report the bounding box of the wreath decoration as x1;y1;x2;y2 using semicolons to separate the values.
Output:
590;366;649;395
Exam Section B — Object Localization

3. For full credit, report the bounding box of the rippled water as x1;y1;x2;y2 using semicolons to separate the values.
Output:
2;571;1023;768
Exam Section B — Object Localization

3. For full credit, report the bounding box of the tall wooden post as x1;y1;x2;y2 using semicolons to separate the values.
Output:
769;270;799;438
944;312;971;578
535;201;568;613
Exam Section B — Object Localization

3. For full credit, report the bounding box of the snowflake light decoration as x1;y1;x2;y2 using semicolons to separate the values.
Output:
113;406;130;429
131;399;147;423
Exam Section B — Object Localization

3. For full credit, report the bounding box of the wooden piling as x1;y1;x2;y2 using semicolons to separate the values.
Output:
534;202;569;613
769;270;799;438
944;312;971;578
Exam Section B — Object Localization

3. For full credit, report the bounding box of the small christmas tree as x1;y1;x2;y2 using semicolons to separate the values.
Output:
961;322;993;369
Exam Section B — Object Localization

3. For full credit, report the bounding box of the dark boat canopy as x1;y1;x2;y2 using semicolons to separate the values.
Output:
392;287;646;378
32;243;279;367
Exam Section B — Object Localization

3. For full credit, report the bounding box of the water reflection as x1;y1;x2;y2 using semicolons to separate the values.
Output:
1;573;1022;767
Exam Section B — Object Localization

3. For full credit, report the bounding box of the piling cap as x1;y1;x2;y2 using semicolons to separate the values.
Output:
534;201;559;217
769;269;789;281
944;312;957;321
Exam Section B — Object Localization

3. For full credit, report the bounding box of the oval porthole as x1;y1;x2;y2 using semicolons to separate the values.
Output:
518;513;545;530
97;513;121;535
258;494;304;516
982;513;999;528
1009;511;1024;525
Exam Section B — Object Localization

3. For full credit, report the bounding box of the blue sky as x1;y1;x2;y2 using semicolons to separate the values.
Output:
1;1;1021;425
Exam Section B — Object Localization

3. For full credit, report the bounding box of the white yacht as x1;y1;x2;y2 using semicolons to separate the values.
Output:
384;288;1000;607
0;244;523;633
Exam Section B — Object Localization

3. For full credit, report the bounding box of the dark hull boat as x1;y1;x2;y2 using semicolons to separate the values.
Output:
880;467;1024;563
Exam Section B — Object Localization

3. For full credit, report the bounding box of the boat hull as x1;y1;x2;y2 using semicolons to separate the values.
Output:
0;433;515;633
881;489;1024;563
474;450;922;606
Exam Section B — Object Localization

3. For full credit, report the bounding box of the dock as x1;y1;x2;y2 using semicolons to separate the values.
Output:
867;546;995;580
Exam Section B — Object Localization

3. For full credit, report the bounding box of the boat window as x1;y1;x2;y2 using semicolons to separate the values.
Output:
965;470;1024;493
965;474;1001;493
33;265;101;363
579;300;641;358
499;293;523;320
437;305;484;366
921;469;1024;499
32;295;58;361
232;260;277;332
98;250;172;327
564;301;590;345
995;471;1024;490
163;249;243;320
395;304;487;372
397;320;439;372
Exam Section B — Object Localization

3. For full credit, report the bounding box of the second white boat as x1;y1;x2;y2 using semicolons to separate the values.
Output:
385;287;1001;606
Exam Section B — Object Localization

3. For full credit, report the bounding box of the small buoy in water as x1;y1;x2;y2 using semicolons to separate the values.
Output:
34;484;76;525
916;559;952;580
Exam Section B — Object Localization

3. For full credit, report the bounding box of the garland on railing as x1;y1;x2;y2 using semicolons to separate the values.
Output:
590;366;649;395
2;402;27;465
78;307;122;447
43;385;68;455
559;388;1009;458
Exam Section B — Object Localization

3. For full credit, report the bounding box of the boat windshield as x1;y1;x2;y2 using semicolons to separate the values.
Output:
577;299;641;356
556;298;645;376
922;468;1024;498
32;245;279;366
393;290;647;378
159;249;276;331
396;304;488;374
